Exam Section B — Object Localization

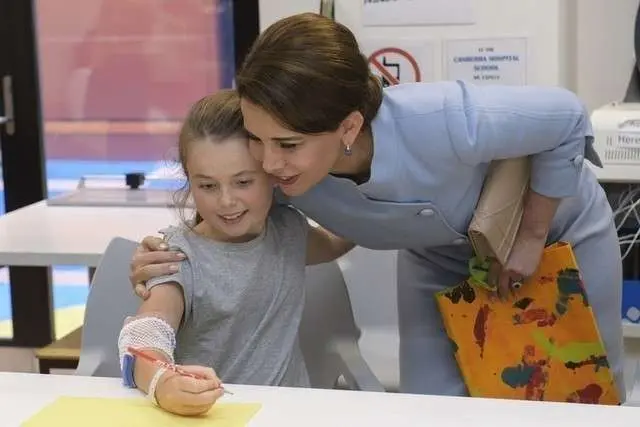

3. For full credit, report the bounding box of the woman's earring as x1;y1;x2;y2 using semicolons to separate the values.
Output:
344;144;353;156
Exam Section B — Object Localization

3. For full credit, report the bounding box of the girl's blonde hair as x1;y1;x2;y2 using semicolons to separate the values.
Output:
174;90;246;226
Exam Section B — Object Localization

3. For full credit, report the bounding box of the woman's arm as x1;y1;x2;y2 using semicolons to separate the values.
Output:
306;223;355;265
493;189;559;298
442;83;594;251
519;189;560;240
129;236;186;299
446;83;594;202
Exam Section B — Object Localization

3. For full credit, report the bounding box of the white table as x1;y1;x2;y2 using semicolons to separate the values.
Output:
0;200;180;346
2;372;640;427
0;200;178;266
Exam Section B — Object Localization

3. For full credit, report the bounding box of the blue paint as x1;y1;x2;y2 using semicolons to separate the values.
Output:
501;364;536;389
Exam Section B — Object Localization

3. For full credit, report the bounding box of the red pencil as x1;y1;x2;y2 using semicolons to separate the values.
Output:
127;346;232;395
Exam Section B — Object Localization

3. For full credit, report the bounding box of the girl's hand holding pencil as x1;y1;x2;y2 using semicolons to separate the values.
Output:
128;346;228;417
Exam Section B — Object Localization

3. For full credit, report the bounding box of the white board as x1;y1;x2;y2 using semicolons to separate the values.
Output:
359;38;437;86
444;37;528;85
362;0;474;27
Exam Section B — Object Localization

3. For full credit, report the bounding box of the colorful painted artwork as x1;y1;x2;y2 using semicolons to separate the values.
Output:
435;242;620;405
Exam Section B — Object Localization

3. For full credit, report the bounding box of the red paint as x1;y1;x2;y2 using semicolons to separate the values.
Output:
522;346;549;401
474;304;490;358
513;308;557;327
539;275;555;284
566;384;603;404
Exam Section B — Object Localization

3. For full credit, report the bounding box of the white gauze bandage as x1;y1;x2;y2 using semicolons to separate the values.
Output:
117;315;177;369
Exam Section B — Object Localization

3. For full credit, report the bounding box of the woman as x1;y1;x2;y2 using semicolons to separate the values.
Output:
129;13;625;399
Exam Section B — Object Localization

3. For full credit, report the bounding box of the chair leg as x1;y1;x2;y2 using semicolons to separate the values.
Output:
37;359;79;374
38;360;51;374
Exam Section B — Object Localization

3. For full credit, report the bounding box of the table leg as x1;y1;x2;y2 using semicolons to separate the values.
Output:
7;266;54;347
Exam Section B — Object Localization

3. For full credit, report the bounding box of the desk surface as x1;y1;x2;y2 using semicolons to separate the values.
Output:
0;201;178;267
1;372;639;427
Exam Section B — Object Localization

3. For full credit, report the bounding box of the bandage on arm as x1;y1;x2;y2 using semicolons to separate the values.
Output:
117;282;185;393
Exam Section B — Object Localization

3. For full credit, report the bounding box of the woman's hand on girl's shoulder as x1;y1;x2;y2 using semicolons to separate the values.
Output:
129;235;186;299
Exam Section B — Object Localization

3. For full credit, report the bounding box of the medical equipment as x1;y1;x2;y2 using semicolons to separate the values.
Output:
589;2;640;261
611;184;640;261
590;103;640;183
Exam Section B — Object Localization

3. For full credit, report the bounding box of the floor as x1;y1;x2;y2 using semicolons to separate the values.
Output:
0;159;166;340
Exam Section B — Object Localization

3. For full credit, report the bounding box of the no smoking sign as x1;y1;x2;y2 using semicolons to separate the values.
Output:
367;47;421;86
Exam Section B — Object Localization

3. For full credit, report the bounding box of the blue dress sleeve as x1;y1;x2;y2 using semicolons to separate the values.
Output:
444;81;600;198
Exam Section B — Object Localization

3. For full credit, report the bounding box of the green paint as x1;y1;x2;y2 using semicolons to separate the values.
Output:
532;330;605;362
468;257;496;291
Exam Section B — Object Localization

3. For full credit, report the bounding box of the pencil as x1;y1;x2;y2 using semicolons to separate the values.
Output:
127;346;232;395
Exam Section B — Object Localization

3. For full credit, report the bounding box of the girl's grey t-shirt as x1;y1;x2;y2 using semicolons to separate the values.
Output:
145;205;310;387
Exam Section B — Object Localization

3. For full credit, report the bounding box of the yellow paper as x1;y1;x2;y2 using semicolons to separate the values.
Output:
22;396;262;427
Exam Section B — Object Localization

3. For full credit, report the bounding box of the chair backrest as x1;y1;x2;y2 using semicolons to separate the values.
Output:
336;247;400;390
338;247;398;330
75;237;140;377
76;237;364;390
298;261;362;388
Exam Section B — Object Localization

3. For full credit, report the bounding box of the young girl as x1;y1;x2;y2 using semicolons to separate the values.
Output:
117;90;352;417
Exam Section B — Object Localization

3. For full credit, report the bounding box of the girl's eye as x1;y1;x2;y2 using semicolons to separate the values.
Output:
199;183;217;191
280;143;298;150
236;179;253;187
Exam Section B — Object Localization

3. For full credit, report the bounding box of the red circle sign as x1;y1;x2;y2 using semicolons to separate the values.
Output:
367;47;421;85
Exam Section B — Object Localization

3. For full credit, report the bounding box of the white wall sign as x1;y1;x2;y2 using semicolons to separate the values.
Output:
362;0;474;27
444;38;528;85
360;39;437;86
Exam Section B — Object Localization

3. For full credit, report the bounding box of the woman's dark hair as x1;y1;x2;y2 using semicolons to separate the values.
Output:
236;12;382;134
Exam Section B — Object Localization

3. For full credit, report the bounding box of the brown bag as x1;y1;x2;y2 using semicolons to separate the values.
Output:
467;157;531;265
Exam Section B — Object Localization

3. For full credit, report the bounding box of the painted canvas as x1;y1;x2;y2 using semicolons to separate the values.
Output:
435;242;620;405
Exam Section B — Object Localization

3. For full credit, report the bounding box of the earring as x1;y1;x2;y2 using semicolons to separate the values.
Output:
344;144;353;156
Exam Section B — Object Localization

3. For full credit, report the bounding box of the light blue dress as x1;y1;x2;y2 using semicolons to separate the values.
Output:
282;80;625;400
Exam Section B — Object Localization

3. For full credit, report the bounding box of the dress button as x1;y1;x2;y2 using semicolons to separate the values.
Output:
418;208;434;217
453;237;467;245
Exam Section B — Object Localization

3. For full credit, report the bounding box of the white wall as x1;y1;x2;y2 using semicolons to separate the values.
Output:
258;0;640;111
260;0;569;86
575;0;639;111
